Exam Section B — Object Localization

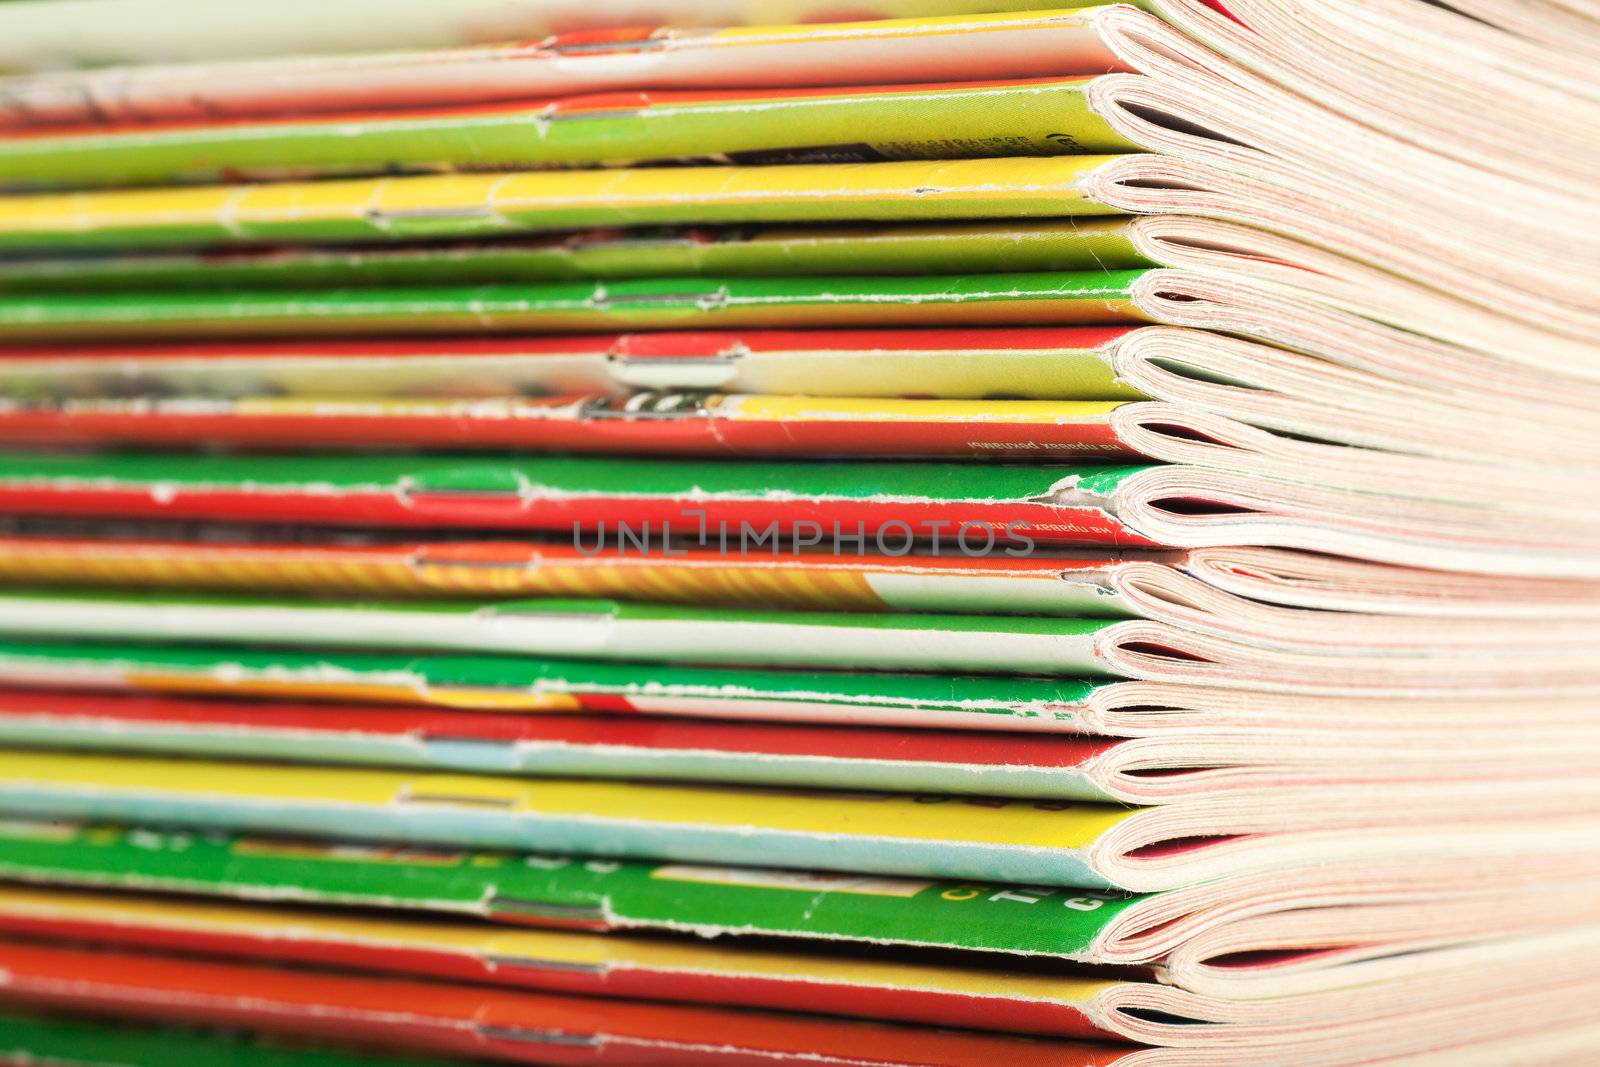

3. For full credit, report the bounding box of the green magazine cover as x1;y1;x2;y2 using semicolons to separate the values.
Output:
0;1012;474;1067
0;270;1150;340
0;589;1128;677
0;220;1151;291
0;638;1113;731
0;821;1139;961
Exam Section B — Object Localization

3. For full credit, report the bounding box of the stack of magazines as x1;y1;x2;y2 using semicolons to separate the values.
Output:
0;1;1594;1064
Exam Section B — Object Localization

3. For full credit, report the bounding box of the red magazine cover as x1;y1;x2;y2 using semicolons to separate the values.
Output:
0;938;1125;1066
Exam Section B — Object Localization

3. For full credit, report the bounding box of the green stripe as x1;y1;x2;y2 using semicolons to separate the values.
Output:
0;1011;476;1067
0;822;1143;959
0;639;1104;710
0;269;1149;338
0;220;1151;292
0;449;1149;499
0;588;1116;637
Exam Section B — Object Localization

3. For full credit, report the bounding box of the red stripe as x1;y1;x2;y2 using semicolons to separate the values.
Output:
13;77;1085;138
0;940;1119;1064
0;487;1156;545
0;689;1113;766
0;326;1132;363
0;409;1136;459
0;914;1103;1038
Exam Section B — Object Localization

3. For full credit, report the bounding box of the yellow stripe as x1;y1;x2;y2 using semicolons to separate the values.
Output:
726;395;1123;424
0;546;903;608
123;672;425;706
125;670;589;711
0;186;233;237
0;750;1132;848
707;8;1098;44
0;157;1120;241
